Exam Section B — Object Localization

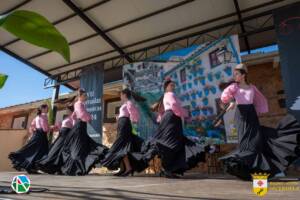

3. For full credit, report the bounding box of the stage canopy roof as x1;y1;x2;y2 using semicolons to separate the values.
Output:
0;0;298;90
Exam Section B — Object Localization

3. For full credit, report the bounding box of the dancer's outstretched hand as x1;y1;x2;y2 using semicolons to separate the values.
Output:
226;102;235;111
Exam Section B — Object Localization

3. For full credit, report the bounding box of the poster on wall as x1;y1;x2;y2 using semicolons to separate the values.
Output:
123;35;241;144
274;3;300;121
80;63;103;143
123;62;166;138
223;108;238;143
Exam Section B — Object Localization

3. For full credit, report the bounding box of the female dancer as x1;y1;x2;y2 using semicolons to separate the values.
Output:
37;105;74;174
60;89;108;176
101;88;144;176
9;104;50;174
220;63;300;180
131;79;210;178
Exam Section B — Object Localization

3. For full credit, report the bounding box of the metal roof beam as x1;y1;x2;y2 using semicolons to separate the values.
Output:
48;6;277;72
27;0;195;60
239;25;274;38
28;1;286;62
2;0;111;47
233;0;251;53
28;0;284;62
62;0;133;62
0;0;32;15
0;0;78;90
105;0;195;32
50;24;274;81
47;25;274;88
0;46;75;90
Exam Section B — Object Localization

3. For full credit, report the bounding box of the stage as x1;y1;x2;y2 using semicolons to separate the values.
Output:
0;172;299;200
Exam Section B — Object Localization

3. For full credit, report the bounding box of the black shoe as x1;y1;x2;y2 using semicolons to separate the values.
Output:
159;170;165;177
163;171;180;179
165;173;180;179
205;145;216;154
55;171;62;175
120;169;134;177
113;169;125;176
27;169;41;174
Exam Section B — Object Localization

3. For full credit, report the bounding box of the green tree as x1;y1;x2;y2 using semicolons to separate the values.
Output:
0;74;8;89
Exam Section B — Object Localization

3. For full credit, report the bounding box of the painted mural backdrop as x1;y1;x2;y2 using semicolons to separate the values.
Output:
123;35;241;144
123;62;165;139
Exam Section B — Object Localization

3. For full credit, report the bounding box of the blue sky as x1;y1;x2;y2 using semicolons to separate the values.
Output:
0;52;71;108
0;44;278;108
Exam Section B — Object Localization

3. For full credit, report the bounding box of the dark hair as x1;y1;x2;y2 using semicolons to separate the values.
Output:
219;80;236;91
78;88;86;97
54;96;76;105
235;69;249;84
121;88;132;99
151;79;173;112
121;88;145;102
75;88;87;102
67;105;74;112
150;95;164;112
163;80;173;91
37;104;48;116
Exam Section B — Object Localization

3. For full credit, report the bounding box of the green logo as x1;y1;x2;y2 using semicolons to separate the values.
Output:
11;175;31;194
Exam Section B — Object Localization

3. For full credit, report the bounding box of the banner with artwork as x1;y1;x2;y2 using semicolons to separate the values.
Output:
80;63;103;143
274;3;300;121
123;35;241;144
123;62;165;139
223;108;238;143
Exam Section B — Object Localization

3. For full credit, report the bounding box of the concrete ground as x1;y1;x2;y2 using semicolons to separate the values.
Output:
0;172;299;200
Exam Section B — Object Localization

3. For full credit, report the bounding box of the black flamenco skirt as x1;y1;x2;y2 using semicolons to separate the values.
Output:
101;117;144;170
219;104;300;180
130;110;206;174
36;127;71;174
60;120;108;176
8;129;49;172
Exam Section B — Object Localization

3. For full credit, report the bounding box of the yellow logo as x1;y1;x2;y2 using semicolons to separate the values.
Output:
251;173;270;197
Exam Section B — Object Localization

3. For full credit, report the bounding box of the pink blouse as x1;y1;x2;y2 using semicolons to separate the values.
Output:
61;116;74;128
159;92;188;120
221;83;269;114
118;100;139;123
55;116;74;130
72;100;91;122
30;113;49;133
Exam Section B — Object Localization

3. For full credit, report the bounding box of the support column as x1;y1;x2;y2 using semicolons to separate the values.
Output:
51;83;60;125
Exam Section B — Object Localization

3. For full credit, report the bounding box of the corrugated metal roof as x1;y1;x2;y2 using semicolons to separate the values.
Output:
0;0;297;90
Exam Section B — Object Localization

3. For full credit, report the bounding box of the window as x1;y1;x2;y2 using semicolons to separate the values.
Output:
209;48;221;68
11;114;28;129
55;109;69;124
180;68;186;83
104;98;122;123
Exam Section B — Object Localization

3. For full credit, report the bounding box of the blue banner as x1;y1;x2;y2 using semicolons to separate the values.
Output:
80;63;103;143
274;3;300;121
